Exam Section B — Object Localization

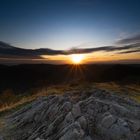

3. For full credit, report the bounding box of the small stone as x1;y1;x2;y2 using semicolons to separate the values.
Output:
72;104;81;119
0;136;4;140
84;136;92;140
35;138;44;140
101;114;117;128
78;116;87;130
62;102;72;112
65;112;74;124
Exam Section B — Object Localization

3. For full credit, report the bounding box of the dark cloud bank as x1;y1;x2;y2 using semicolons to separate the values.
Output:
0;34;140;61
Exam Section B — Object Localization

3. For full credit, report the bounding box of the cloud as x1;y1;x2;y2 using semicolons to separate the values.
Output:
0;40;140;60
106;43;140;52
65;46;113;54
66;43;140;54
0;41;64;58
1;33;140;64
114;33;140;54
118;49;140;54
117;34;140;44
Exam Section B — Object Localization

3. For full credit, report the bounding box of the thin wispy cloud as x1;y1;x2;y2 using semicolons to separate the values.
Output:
117;33;140;44
0;40;140;59
118;49;140;54
0;33;140;64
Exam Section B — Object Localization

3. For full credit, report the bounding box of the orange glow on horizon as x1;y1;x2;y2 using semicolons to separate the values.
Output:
70;54;84;64
40;51;140;64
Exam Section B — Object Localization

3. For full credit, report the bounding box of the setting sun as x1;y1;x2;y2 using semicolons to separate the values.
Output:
71;54;84;64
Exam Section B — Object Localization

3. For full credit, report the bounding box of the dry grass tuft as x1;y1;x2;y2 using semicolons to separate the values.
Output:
94;82;140;102
0;83;140;115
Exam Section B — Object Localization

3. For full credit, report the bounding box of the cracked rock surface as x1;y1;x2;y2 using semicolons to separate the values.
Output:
4;89;140;140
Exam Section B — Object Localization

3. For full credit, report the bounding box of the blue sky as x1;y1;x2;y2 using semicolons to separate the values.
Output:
0;0;140;50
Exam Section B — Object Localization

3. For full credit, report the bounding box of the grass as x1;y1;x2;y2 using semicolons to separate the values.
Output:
94;82;140;102
0;82;140;116
0;84;74;115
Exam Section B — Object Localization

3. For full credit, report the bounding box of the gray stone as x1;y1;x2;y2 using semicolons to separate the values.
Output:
78;116;87;130
0;136;4;140
61;101;72;112
35;138;44;140
101;114;117;128
84;136;92;140
4;90;140;140
64;112;74;125
135;132;140;140
72;103;81;119
108;119;134;140
129;120;140;132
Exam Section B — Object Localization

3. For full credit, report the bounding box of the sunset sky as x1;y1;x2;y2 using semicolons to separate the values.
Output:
0;0;140;64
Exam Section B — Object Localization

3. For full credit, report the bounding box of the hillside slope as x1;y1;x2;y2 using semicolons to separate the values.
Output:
1;89;140;140
0;64;140;93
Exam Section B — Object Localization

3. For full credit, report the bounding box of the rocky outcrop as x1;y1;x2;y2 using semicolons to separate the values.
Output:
5;89;140;140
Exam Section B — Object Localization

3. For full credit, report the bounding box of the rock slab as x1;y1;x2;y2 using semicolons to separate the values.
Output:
4;90;140;140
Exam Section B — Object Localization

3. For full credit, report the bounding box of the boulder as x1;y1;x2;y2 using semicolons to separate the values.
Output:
101;114;117;129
